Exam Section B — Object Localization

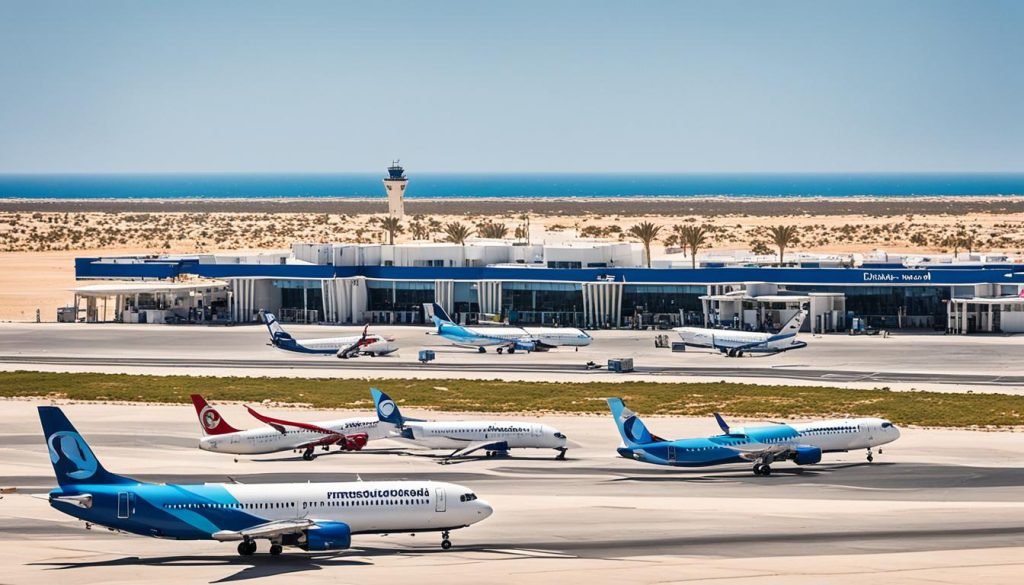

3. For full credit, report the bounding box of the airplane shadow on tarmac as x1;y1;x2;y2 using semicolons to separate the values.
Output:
29;545;553;583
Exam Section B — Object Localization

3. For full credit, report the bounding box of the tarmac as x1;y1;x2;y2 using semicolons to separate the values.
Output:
2;400;1024;584
2;322;1024;392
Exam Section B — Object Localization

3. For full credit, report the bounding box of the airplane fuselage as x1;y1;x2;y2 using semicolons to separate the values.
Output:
396;421;567;451
49;480;491;541
273;335;398;356
674;328;802;353
618;418;900;467
437;323;591;349
199;417;394;455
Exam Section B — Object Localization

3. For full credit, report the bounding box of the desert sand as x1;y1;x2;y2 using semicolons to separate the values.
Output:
1;197;1022;321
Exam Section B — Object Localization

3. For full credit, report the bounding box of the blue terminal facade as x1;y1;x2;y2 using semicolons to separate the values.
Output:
75;257;1024;331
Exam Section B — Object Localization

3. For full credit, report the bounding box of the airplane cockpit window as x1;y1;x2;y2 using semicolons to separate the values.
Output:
881;422;894;428
460;493;478;502
554;432;566;439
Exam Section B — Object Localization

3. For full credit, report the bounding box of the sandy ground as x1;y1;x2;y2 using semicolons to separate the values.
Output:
2;400;1023;584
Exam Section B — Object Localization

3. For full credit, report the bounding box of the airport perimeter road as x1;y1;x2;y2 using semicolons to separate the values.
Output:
3;401;1024;585
2;323;1024;392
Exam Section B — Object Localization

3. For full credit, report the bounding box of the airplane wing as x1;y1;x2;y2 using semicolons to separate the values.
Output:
212;518;315;541
246;406;339;436
337;325;369;358
446;440;510;459
726;440;800;461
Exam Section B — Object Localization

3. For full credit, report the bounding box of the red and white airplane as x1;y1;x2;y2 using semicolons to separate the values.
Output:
190;395;393;460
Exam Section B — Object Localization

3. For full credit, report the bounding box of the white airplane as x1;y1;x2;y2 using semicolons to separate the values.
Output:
191;395;394;460
41;406;492;556
428;303;591;353
260;310;398;358
674;309;809;357
372;388;568;462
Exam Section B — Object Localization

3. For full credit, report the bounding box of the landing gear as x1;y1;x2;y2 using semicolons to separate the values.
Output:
441;530;452;550
477;347;486;354
753;463;772;476
302;447;316;461
555;447;567;460
507;347;515;354
866;449;874;463
237;539;257;556
496;347;503;354
269;543;283;556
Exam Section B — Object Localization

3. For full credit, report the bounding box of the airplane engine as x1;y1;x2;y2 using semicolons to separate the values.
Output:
341;433;369;451
512;340;536;352
792;446;822;465
300;521;352;551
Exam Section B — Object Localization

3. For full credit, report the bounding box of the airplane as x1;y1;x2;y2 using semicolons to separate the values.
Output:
38;406;492;556
260;310;398;358
371;388;569;462
673;309;808;357
191;394;394;461
428;303;591;353
607;397;901;476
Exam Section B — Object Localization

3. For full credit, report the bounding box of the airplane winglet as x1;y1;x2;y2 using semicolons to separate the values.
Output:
713;412;730;434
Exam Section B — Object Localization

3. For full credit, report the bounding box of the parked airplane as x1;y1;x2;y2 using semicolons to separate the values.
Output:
39;406;491;555
673;309;808;357
428;303;591;353
260;310;398;358
607;398;900;476
372;388;569;462
191;394;392;460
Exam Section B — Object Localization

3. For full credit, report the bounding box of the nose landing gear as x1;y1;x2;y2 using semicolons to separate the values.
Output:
441;530;452;550
866;449;874;463
555;447;567;460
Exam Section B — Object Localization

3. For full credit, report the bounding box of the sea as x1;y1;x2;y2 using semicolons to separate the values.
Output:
0;173;1022;199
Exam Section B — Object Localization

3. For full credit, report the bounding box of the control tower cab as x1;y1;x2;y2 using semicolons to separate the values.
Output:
383;161;408;218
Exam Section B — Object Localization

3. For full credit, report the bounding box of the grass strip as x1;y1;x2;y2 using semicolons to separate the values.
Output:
1;371;1021;428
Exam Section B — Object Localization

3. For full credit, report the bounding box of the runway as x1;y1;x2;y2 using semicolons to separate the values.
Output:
3;401;1024;584
3;322;1024;392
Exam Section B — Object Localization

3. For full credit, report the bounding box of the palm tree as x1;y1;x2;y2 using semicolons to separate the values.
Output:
380;216;403;245
628;221;661;268
409;220;431;240
477;221;509;239
443;222;474;245
681;225;710;269
671;225;689;257
768;225;799;265
942;233;962;258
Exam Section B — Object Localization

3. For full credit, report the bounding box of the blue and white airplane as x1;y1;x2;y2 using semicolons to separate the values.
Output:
428;303;591;353
372;388;569;462
261;311;398;358
607;398;900;476
673;309;808;357
39;406;492;555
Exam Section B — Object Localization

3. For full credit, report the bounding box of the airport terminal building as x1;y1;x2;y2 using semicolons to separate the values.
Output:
72;239;1024;334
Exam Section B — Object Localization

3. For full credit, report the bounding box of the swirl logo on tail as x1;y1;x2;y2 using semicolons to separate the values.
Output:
47;432;98;480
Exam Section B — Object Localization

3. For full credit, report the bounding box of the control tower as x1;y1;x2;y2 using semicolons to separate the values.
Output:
383;161;408;218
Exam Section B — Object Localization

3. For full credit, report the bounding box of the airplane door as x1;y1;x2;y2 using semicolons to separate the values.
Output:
117;492;134;519
435;488;446;513
667;446;676;462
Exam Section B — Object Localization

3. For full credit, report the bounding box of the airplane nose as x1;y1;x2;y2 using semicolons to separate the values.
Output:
477;500;494;519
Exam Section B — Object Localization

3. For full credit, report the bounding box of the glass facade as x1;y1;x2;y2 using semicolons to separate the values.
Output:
274;280;323;313
501;282;582;325
789;285;950;328
367;281;434;313
622;284;706;327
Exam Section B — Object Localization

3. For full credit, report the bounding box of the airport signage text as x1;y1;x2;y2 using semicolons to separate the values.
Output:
862;271;933;282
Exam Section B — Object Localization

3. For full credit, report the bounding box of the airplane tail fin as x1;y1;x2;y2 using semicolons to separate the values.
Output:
371;387;404;426
777;308;808;335
260;310;292;344
606;398;660;447
38;406;134;486
190;394;241;436
430;302;454;331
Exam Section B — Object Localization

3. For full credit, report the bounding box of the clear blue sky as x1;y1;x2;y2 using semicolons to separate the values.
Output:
0;1;1021;173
